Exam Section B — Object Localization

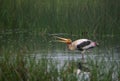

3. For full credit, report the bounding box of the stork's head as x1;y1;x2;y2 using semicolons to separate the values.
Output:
55;36;72;44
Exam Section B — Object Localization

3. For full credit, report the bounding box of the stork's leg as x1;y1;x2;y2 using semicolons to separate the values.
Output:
81;50;85;63
82;53;84;60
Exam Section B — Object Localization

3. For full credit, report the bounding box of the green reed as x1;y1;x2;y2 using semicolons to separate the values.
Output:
0;0;119;36
0;50;119;81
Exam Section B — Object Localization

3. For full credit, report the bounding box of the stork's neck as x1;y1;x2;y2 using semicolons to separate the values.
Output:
67;44;75;50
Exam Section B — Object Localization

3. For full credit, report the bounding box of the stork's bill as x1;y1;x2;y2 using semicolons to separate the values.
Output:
55;36;72;44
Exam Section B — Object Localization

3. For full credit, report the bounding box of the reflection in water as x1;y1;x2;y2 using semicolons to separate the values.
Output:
29;49;120;64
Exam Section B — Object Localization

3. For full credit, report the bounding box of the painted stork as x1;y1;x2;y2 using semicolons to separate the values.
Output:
55;36;99;61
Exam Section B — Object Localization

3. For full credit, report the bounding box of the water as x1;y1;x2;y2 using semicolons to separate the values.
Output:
27;47;120;69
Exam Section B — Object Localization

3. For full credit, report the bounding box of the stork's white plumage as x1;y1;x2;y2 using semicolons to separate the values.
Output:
55;36;99;60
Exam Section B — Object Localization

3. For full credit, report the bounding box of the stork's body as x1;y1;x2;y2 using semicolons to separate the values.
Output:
55;36;99;61
67;39;97;51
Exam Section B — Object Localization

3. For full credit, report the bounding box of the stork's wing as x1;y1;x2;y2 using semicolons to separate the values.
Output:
77;41;91;51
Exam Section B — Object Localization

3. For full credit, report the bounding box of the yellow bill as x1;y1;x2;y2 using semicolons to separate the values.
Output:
54;36;72;44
